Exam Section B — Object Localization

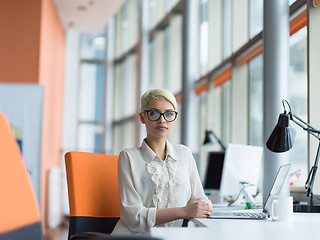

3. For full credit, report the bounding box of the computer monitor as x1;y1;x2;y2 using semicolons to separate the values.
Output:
219;143;263;198
204;151;225;190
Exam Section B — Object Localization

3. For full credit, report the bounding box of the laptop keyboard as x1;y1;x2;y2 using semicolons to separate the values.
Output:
233;212;267;218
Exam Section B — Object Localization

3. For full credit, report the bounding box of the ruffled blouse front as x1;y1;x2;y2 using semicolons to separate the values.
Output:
146;153;182;226
111;139;212;235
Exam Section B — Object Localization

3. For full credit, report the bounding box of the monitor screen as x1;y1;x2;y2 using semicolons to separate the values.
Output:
219;143;263;198
204;151;225;190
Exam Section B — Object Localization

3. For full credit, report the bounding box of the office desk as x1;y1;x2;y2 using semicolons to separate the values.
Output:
150;213;320;240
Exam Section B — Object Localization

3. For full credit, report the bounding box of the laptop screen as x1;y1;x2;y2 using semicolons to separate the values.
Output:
264;164;290;213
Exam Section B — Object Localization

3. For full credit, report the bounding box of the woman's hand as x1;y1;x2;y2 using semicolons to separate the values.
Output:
182;201;213;219
155;201;213;225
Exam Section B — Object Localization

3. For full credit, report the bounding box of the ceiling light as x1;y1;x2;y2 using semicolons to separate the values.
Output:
77;5;87;11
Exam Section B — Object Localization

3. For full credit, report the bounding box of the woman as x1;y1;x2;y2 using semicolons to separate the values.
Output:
112;89;213;235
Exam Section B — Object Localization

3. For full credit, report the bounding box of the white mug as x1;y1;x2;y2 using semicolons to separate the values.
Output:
270;196;293;221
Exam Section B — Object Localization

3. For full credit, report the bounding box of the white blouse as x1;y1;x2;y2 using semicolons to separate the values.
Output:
111;139;211;235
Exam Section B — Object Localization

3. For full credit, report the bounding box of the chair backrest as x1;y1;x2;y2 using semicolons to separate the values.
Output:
0;112;42;240
65;151;120;239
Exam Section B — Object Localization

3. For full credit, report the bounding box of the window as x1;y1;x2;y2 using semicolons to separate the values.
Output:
221;80;231;144
148;39;155;88
77;31;106;153
112;1;139;152
149;0;157;29
112;55;137;153
121;1;129;52
168;14;183;93
289;26;308;187
248;26;308;187
80;34;106;60
249;54;263;146
223;0;232;59
199;0;209;76
164;26;170;88
249;0;263;38
198;92;208;148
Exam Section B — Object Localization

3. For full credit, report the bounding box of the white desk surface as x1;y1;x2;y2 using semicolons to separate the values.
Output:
150;213;320;240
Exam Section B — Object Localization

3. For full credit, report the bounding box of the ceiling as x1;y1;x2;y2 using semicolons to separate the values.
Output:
54;0;126;33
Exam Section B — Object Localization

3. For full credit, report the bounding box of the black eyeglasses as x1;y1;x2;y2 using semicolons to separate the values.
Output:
143;110;178;122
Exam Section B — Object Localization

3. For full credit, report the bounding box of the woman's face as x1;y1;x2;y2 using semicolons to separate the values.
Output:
140;97;177;140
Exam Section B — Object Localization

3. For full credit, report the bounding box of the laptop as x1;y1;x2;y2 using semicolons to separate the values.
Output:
208;164;290;220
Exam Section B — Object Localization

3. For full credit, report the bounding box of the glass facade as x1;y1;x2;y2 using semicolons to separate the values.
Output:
249;0;263;38
247;26;308;186
69;0;313;189
223;0;232;59
288;26;308;186
221;80;231;145
77;31;106;153
199;0;209;76
249;54;263;147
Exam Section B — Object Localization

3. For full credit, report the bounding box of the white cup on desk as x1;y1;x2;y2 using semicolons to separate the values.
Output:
270;196;293;221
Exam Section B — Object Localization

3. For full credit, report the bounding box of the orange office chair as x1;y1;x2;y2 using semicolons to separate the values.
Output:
65;152;165;240
0;112;42;240
65;151;121;239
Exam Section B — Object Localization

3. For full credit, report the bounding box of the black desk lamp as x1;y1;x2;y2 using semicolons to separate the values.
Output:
266;99;320;212
203;130;226;150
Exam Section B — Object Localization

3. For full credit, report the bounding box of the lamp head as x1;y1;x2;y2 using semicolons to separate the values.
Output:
266;112;294;153
203;130;215;146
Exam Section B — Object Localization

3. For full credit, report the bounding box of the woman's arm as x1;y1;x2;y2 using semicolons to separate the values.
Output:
118;150;157;232
155;201;213;225
186;147;213;207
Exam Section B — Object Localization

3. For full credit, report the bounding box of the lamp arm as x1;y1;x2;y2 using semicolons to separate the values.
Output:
290;113;320;140
305;142;320;201
211;131;226;150
290;112;320;203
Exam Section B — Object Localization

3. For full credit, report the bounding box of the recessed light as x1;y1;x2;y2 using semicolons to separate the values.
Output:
77;5;87;11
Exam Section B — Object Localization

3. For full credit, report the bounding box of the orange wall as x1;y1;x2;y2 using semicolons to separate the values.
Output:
0;0;41;83
39;0;65;229
0;0;65;231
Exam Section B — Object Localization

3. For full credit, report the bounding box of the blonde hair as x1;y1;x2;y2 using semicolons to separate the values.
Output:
140;89;177;112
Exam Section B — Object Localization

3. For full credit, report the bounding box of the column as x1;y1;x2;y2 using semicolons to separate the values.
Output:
263;0;290;201
181;0;198;152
